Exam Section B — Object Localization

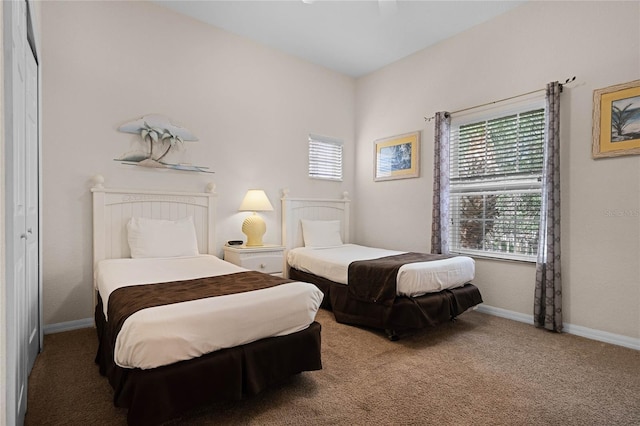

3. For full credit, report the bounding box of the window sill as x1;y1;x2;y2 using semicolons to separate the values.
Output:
309;176;343;182
451;249;537;264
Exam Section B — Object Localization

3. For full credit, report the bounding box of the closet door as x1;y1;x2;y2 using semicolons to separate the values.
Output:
3;0;39;423
25;39;39;372
7;0;29;423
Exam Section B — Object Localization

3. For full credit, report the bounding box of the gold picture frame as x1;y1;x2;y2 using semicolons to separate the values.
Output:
592;79;640;158
374;131;420;181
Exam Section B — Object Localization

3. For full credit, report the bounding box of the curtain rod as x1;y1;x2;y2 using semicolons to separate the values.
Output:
424;76;576;122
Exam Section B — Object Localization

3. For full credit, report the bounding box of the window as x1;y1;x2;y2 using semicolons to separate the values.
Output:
449;101;545;261
308;134;343;181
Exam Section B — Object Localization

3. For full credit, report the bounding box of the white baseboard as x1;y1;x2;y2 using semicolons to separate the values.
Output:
476;304;639;351
562;323;640;351
45;308;639;351
44;317;93;334
476;304;535;325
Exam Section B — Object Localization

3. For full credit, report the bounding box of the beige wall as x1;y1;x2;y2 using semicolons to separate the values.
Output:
41;1;355;325
355;1;640;341
41;1;640;345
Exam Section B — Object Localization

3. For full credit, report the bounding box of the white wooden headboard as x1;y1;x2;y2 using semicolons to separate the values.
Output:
91;175;217;266
280;189;351;253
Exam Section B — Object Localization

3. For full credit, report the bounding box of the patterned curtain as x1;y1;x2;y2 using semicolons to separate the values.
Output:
431;112;451;255
534;81;562;332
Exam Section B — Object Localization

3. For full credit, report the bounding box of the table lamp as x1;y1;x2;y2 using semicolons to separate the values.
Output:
238;189;274;246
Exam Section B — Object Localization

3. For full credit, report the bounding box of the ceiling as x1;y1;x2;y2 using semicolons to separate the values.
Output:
155;0;526;77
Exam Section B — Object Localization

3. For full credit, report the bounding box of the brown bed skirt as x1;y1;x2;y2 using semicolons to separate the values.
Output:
95;295;322;425
289;267;482;333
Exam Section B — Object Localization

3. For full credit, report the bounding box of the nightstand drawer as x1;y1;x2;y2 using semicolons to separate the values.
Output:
223;245;285;275
240;254;282;274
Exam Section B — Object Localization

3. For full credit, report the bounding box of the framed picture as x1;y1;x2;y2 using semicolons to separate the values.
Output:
592;79;640;158
374;131;420;181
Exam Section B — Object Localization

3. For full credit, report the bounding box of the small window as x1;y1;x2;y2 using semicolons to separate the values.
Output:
449;103;545;261
308;134;343;181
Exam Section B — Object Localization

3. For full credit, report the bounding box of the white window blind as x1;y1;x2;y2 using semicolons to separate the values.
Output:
449;102;545;261
308;134;343;181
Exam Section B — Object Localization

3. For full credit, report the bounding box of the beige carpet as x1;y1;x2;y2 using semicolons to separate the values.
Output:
26;309;640;425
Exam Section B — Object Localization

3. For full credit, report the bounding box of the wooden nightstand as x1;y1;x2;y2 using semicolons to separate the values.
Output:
223;244;285;276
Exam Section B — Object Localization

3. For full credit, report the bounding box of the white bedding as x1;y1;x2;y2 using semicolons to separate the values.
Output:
287;244;475;297
95;255;324;370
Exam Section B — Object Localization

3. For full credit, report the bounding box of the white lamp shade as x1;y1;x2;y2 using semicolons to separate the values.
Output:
238;190;274;212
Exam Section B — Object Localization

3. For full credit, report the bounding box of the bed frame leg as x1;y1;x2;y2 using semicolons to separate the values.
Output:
385;329;399;341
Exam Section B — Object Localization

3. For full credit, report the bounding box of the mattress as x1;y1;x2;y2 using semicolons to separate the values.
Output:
95;255;324;370
287;244;475;297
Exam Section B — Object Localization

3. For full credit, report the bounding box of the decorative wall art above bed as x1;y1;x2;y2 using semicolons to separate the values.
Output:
374;131;420;181
116;114;214;173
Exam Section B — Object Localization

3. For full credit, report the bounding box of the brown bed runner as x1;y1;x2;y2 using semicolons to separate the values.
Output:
107;271;294;351
347;252;455;306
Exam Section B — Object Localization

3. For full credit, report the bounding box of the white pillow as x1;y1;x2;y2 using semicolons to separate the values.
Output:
301;219;343;248
127;216;199;258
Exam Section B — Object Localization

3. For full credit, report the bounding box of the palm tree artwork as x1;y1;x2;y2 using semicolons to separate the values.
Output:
116;114;212;173
156;129;184;162
611;96;640;142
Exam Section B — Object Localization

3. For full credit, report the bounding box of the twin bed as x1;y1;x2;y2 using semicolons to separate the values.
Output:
281;191;483;339
92;181;482;425
91;179;323;425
